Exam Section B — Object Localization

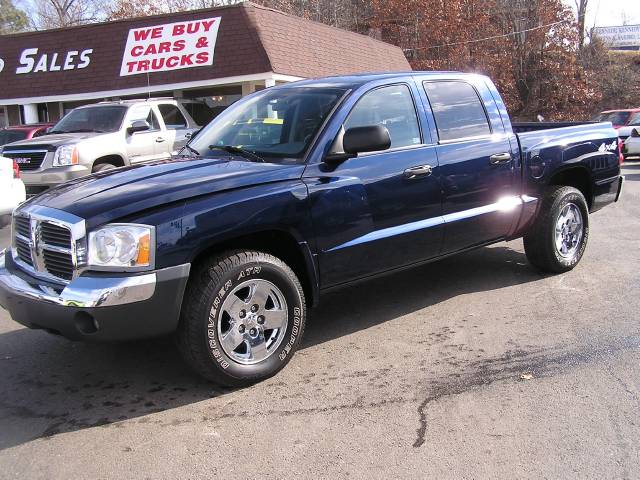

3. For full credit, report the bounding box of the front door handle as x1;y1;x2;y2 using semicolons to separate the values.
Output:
156;137;166;143
490;152;512;165
403;164;433;179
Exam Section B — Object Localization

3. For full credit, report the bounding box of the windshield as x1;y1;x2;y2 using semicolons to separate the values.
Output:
51;106;128;134
628;112;640;126
593;111;632;125
189;87;347;163
0;130;28;146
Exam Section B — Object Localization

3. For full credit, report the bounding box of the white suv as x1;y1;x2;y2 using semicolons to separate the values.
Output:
0;99;201;196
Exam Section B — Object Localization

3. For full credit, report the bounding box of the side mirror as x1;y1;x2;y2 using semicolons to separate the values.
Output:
127;120;150;135
344;125;391;155
632;127;640;138
324;125;391;164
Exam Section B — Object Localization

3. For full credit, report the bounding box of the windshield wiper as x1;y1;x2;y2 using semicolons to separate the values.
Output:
209;145;265;163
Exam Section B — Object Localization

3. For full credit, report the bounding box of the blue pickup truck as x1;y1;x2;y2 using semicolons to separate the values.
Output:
0;72;623;386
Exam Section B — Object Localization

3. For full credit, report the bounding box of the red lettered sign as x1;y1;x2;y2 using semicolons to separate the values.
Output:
120;17;221;76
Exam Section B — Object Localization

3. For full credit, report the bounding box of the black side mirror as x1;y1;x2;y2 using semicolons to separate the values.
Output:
343;125;391;155
324;125;391;164
127;120;150;135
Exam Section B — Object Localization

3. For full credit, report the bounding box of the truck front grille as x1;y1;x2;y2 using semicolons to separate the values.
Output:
43;249;74;281
40;223;72;248
12;210;81;283
2;150;48;171
14;215;31;238
15;236;33;266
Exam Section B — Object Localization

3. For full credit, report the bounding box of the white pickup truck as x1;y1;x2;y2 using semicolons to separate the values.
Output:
0;98;203;196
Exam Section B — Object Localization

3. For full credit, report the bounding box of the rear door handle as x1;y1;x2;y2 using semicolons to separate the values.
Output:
489;152;512;165
156;137;166;143
403;164;433;179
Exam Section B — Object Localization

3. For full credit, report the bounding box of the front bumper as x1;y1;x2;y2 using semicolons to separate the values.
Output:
0;250;190;341
22;165;91;193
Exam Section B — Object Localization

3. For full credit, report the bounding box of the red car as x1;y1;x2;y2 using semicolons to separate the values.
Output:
0;123;54;147
593;109;640;129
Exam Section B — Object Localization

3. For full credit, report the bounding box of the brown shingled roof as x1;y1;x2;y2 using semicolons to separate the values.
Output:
245;3;411;77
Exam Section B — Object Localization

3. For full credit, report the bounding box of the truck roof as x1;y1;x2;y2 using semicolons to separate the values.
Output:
279;71;480;90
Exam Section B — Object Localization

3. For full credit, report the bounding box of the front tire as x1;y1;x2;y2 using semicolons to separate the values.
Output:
92;163;117;173
523;186;589;273
177;250;306;387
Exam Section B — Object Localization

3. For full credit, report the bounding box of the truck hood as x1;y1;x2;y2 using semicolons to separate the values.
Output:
25;156;305;227
2;132;103;150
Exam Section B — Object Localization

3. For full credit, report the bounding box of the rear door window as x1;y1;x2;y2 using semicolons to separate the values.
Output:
345;84;422;149
158;104;188;129
423;81;491;141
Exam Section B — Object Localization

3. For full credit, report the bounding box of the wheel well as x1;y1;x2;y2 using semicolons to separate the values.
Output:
93;155;125;170
191;231;316;305
548;168;592;209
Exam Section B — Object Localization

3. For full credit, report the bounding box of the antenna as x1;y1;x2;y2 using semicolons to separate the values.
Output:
147;72;151;99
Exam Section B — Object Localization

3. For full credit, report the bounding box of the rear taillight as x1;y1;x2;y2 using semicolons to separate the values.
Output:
12;159;20;179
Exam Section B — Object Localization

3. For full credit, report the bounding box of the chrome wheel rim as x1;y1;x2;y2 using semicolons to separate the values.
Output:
555;203;584;258
216;279;288;365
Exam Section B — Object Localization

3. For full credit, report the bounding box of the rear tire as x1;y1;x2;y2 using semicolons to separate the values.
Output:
177;250;306;387
523;186;589;273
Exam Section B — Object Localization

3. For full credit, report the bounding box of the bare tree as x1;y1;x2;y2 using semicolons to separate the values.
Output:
575;0;588;48
31;0;106;29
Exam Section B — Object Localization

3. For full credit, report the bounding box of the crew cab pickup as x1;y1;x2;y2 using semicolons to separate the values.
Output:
0;72;624;386
0;99;200;197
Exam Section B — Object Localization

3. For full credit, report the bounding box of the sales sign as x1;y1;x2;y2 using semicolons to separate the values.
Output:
120;17;221;76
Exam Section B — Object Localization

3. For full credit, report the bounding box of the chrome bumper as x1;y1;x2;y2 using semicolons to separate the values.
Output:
0;249;186;308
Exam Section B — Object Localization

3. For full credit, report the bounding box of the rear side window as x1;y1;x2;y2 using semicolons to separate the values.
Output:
158;104;187;129
345;84;421;149
423;81;491;141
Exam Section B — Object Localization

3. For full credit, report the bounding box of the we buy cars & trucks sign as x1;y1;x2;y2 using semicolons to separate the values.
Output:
120;17;221;76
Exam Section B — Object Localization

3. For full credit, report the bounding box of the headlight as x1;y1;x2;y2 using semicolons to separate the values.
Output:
52;145;78;166
88;224;154;270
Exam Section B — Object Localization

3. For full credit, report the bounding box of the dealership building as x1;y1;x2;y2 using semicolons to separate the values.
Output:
0;2;410;127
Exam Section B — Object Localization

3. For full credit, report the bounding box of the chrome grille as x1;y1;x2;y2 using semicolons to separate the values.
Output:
14;216;31;238
43;249;74;281
2;150;48;171
11;207;85;283
40;223;72;248
15;235;33;266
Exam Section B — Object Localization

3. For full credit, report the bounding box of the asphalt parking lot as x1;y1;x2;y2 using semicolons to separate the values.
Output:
0;163;639;479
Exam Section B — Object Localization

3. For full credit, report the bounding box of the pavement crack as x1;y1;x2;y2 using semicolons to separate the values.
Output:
412;336;640;448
